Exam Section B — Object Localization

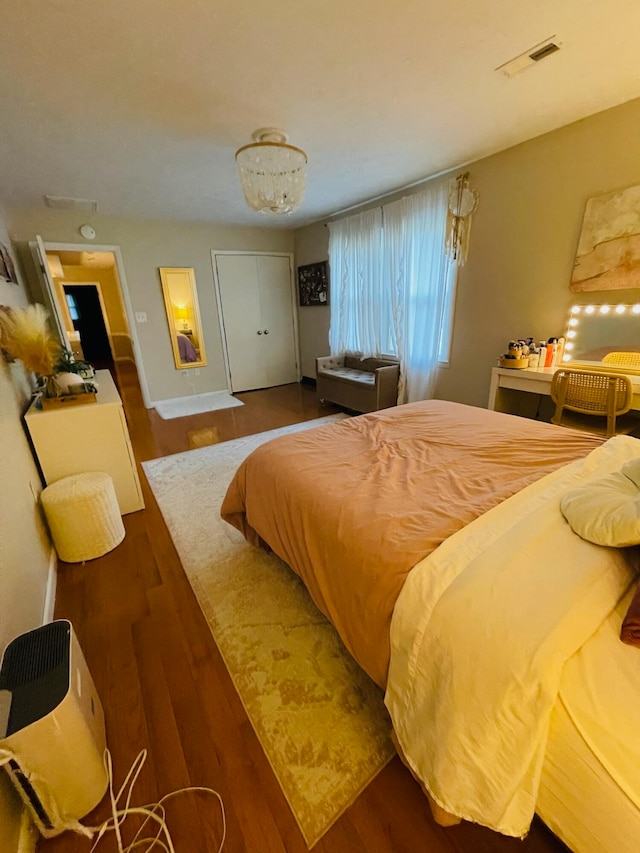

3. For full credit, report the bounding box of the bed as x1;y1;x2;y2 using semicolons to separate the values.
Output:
220;400;640;851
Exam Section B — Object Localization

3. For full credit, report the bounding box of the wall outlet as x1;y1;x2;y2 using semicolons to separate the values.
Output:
135;312;147;323
194;368;200;376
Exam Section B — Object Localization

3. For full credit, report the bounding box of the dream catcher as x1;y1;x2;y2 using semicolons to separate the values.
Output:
446;172;479;266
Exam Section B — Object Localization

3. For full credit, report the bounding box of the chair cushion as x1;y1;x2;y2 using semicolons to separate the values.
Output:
317;366;376;385
344;354;398;372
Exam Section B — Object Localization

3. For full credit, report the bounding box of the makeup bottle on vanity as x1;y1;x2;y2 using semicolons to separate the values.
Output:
545;338;557;368
539;342;547;368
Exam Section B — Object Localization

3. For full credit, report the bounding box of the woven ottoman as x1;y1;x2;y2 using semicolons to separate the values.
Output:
41;472;125;562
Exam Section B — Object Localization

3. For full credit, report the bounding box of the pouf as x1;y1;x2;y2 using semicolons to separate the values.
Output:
41;472;125;562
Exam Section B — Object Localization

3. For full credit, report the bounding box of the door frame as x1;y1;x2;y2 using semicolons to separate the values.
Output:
40;241;151;408
210;250;301;392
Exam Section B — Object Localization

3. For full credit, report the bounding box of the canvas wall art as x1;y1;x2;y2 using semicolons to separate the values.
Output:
298;261;329;306
571;183;640;292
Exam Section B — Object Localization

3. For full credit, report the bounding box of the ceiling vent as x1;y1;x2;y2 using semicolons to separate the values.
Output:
43;195;98;212
496;37;561;77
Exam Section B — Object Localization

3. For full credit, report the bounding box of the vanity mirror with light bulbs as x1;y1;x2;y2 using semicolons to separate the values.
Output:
562;302;640;370
488;300;640;412
159;267;207;370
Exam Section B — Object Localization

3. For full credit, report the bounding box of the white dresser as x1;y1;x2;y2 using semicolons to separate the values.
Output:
24;369;145;515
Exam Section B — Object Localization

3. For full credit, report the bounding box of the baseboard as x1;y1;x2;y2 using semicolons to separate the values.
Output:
42;546;57;624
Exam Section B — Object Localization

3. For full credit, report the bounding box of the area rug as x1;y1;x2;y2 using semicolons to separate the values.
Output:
142;416;395;847
154;390;244;419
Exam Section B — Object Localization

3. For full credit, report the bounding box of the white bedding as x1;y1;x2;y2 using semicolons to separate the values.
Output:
385;435;640;839
538;587;640;853
558;584;640;810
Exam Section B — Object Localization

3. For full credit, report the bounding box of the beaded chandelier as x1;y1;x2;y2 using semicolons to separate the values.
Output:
235;128;307;215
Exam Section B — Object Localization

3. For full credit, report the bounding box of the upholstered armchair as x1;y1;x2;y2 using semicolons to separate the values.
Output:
316;353;400;413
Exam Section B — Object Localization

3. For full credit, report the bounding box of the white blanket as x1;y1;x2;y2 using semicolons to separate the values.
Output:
385;435;640;838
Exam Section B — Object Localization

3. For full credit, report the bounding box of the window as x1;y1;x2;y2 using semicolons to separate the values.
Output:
328;180;457;401
65;292;79;321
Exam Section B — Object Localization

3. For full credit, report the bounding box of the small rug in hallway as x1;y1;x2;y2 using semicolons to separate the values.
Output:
142;416;395;847
154;390;243;419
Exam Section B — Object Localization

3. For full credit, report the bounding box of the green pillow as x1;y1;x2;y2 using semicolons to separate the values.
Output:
560;458;640;548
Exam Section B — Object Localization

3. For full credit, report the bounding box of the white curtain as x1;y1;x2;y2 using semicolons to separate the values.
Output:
327;208;388;358
384;181;455;402
328;180;456;403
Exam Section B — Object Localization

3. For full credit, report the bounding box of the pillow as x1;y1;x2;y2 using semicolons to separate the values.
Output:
559;457;640;548
621;584;640;647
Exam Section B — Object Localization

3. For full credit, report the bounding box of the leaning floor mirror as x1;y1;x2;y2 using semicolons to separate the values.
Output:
159;267;207;369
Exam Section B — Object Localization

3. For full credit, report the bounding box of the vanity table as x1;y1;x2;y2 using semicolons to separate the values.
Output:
490;301;640;415
488;364;640;413
24;369;144;515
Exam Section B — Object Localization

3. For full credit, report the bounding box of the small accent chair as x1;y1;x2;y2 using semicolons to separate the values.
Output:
316;353;400;413
550;368;640;438
602;351;640;369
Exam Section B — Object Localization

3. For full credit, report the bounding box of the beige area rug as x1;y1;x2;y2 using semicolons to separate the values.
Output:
142;416;395;847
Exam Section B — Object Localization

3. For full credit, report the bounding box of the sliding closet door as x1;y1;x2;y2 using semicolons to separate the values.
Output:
213;252;299;392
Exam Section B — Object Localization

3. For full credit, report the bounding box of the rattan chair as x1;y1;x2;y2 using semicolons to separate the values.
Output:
601;351;640;369
550;368;640;438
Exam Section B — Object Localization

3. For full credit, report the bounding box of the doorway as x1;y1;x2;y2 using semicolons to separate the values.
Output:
34;242;151;405
63;284;113;367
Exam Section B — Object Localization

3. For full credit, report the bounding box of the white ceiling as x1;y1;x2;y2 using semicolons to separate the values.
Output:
2;0;640;229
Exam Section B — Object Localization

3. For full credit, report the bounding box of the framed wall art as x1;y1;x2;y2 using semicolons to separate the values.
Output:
297;261;329;307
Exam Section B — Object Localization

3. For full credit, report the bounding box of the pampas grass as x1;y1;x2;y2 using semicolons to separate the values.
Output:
0;303;60;377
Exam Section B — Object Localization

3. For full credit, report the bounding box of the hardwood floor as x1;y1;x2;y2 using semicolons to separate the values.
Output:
39;362;568;852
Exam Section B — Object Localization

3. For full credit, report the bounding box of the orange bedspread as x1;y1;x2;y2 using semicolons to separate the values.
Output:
221;401;603;687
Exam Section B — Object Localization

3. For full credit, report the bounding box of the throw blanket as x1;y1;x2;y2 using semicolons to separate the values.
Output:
177;333;198;362
386;435;640;839
222;400;602;687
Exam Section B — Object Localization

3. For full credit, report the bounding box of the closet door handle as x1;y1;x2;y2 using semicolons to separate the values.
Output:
263;329;269;335
257;330;263;335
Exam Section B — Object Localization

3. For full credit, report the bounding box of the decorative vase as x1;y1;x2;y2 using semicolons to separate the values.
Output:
53;371;87;394
39;372;87;398
39;374;60;398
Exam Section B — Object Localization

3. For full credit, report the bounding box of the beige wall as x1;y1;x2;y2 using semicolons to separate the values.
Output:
7;210;294;404
294;222;331;378
295;96;640;405
0;205;52;851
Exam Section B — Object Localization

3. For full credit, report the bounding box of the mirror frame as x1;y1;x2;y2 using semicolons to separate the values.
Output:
562;301;640;372
159;267;207;370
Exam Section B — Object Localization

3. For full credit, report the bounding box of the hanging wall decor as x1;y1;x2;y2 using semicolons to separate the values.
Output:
571;183;640;292
298;261;329;306
0;243;18;284
445;172;479;266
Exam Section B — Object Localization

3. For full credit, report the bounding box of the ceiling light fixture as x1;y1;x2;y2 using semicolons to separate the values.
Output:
235;128;307;215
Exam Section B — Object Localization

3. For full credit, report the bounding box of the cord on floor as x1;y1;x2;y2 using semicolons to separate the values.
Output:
83;749;226;853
